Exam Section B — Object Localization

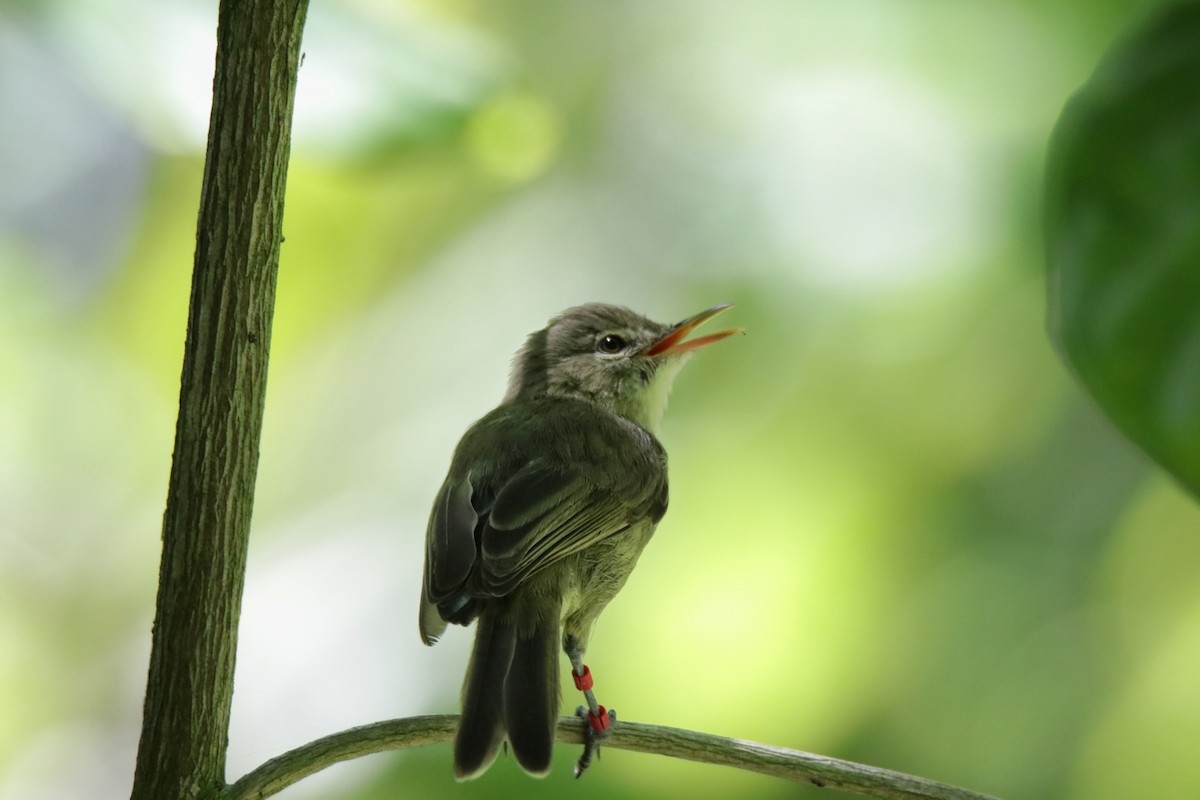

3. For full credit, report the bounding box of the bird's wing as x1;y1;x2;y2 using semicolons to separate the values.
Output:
419;400;667;642
420;473;478;643
426;474;478;593
474;462;649;596
423;459;664;605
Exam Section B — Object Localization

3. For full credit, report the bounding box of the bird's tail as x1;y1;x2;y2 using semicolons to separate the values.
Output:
504;612;560;776
454;609;560;780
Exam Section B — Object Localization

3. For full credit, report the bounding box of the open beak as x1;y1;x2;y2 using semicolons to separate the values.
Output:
644;303;742;358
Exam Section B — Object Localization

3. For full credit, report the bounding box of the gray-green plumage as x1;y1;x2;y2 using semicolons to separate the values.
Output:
418;302;736;779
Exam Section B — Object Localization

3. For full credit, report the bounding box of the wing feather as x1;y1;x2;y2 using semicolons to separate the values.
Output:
419;397;669;638
476;465;653;594
424;474;478;600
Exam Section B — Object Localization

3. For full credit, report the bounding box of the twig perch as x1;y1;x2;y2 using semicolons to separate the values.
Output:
222;716;1001;800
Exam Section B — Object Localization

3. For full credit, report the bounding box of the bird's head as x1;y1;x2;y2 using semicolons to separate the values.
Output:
504;303;740;433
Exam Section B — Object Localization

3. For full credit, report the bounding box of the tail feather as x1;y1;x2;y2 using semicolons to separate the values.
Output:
504;620;560;776
453;615;515;780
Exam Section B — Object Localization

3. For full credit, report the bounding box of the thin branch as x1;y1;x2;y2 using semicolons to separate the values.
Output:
222;715;1001;800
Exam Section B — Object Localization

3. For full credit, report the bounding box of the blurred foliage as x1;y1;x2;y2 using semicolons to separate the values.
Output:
1046;0;1200;497
2;2;1199;800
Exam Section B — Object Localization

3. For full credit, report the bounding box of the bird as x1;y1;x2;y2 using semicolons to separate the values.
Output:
418;302;739;780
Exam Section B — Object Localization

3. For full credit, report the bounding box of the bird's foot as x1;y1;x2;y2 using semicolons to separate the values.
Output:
573;705;615;778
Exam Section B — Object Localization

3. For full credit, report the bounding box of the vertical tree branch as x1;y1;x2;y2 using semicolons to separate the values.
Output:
130;2;309;798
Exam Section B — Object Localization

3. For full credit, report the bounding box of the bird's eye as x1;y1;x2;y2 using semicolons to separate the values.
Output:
596;334;627;354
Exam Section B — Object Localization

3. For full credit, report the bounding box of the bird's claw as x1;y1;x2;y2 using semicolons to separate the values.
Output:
573;705;616;778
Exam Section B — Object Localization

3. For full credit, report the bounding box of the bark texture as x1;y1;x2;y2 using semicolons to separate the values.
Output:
130;2;309;798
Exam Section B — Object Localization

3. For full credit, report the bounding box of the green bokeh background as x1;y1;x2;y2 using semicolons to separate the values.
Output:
2;1;1198;799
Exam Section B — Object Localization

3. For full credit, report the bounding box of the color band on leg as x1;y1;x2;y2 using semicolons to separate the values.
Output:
572;665;594;691
587;706;611;732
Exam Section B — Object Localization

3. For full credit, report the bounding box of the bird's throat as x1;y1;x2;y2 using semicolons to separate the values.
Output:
623;356;689;435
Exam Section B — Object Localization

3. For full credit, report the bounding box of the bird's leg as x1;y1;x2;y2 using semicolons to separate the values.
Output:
564;634;614;778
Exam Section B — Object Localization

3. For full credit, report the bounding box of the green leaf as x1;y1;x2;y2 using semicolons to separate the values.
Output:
1045;1;1200;497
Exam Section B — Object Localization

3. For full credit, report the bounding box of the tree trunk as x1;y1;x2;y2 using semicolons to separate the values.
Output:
130;2;309;798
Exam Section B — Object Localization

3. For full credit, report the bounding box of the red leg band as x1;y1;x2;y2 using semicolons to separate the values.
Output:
572;665;594;691
588;706;611;732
